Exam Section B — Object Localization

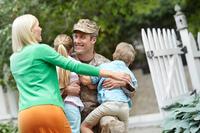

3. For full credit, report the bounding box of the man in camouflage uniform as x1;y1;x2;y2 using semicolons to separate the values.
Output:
66;19;129;133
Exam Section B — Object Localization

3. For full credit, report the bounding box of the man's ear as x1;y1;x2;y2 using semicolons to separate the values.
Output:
91;37;97;44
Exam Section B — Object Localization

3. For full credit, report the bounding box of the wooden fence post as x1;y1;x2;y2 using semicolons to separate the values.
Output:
174;5;200;90
6;87;18;118
0;86;7;117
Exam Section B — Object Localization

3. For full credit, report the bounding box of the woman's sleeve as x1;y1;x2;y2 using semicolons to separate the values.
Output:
36;44;100;76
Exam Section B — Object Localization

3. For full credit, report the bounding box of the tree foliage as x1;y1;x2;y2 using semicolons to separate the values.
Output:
0;0;200;88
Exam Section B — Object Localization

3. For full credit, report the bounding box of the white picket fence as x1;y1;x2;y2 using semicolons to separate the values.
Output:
141;28;200;111
185;32;200;89
0;86;18;122
141;28;189;110
140;5;200;118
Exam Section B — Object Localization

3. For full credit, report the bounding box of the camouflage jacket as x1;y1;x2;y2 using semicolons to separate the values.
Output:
80;53;110;120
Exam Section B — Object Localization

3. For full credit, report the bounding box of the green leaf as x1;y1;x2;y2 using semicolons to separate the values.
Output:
182;113;193;119
193;114;200;121
177;95;196;106
177;107;198;113
175;127;183;133
183;129;190;133
190;126;200;133
189;121;199;127
162;119;189;130
163;103;183;111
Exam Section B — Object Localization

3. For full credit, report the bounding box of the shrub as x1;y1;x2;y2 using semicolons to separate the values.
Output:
162;93;200;133
0;122;18;133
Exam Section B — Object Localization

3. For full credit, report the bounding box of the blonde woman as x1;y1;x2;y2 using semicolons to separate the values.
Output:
54;34;83;133
10;14;130;133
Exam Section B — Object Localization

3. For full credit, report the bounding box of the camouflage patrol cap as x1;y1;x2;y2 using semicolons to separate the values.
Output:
73;19;99;36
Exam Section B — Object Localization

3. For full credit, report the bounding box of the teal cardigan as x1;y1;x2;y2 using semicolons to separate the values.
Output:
10;44;100;111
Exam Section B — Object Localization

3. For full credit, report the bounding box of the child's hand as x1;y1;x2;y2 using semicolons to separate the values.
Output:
131;90;136;97
65;82;80;96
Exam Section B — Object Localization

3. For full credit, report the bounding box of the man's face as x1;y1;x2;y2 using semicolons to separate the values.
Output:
73;31;96;55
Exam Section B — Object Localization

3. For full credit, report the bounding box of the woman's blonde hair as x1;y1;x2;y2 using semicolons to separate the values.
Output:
54;34;73;88
12;14;38;52
113;42;136;65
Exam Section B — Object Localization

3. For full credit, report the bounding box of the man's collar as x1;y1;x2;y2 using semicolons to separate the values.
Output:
78;52;96;64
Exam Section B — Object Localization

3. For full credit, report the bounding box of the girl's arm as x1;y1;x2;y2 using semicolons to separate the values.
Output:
79;75;92;85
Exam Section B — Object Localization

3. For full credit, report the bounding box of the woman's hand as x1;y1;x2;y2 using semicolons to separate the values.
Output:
103;78;126;89
100;70;131;87
110;71;131;84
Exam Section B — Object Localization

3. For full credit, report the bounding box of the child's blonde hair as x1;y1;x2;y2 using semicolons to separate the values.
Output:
54;34;73;88
113;42;136;65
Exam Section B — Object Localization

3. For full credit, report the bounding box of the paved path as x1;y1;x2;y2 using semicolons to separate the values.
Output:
129;126;162;133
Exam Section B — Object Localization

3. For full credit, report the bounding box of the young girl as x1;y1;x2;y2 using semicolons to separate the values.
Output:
54;34;83;133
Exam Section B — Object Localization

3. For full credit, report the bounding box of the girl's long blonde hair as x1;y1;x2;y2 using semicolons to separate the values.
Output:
54;34;73;89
